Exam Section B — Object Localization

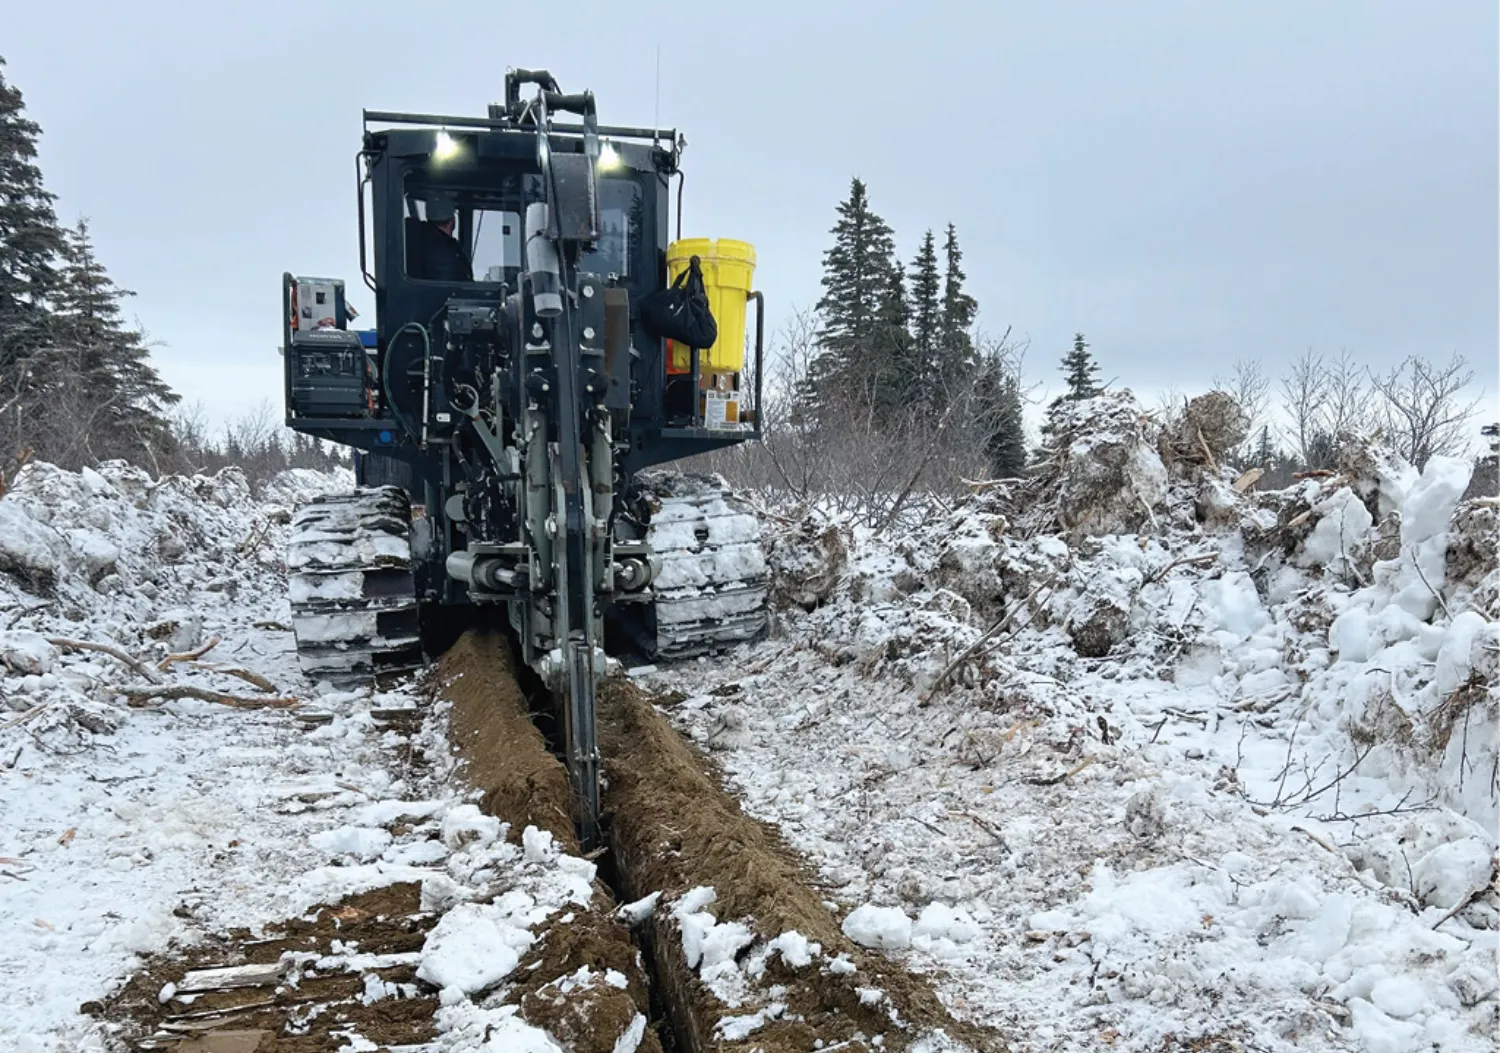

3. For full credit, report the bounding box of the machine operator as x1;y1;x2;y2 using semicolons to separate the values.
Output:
420;194;473;282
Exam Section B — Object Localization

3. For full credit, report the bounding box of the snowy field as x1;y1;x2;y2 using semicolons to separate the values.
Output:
0;463;631;1052
0;393;1494;1052
644;399;1498;1052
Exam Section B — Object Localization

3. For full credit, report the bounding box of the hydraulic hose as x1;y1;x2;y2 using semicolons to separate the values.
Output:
384;322;429;442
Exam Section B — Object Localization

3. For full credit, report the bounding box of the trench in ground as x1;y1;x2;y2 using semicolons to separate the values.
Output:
443;627;1006;1053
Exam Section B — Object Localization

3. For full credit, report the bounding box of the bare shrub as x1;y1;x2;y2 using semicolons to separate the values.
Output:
1369;353;1481;470
685;308;1033;533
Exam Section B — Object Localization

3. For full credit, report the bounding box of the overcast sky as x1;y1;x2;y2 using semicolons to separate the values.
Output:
7;0;1497;430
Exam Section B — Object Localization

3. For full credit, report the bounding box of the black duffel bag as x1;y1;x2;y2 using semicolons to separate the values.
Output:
640;255;718;349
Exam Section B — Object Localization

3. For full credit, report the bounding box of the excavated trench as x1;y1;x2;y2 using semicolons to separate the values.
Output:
94;627;1003;1052
442;629;1005;1053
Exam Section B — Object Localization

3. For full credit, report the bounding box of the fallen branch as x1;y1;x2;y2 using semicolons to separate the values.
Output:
116;684;298;710
1195;426;1219;474
1431;880;1496;931
922;574;1059;703
1024;757;1095;786
1143;551;1217;585
48;637;163;685
0;700;59;731
156;635;222;672
187;662;277;693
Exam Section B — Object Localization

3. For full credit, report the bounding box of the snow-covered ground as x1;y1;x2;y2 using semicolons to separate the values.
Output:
644;400;1498;1052
0;462;630;1052
2;399;1494;1052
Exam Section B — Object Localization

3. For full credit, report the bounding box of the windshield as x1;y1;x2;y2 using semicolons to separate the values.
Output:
402;174;644;286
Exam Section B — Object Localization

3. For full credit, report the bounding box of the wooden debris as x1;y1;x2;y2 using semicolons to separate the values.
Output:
371;707;422;721
176;962;284;993
250;620;291;633
118;685;299;711
187;663;278;693
166;1000;275;1023
158;635;223;672
48;637;163;684
1231;467;1264;492
1024;757;1096;786
0;699;59;731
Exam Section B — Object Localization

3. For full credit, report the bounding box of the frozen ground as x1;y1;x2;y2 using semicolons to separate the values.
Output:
2;408;1494;1052
642;405;1498;1053
0;462;630;1052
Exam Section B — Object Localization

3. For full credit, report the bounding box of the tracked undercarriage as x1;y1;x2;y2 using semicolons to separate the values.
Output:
287;487;422;684
288;474;768;684
637;473;769;661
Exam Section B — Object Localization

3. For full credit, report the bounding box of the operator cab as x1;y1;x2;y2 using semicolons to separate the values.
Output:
401;177;641;290
283;102;765;475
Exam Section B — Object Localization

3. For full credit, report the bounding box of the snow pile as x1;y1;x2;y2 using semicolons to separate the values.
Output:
649;405;1497;1051
660;885;836;1038
1023;390;1171;540
0;459;653;1053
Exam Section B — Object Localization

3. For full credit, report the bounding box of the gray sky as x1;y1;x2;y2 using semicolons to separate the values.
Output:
8;0;1497;430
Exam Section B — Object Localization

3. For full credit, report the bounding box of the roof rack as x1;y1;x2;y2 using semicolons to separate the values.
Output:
362;110;675;144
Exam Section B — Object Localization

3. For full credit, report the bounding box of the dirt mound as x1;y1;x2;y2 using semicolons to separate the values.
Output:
437;629;577;849
599;677;1004;1052
1023;390;1168;541
89;884;440;1052
1157;390;1249;475
434;628;664;1053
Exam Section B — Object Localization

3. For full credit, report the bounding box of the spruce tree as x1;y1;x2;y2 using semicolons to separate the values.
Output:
907;231;941;397
53;219;179;462
0;56;66;372
938;224;978;390
810;177;903;418
1253;425;1275;467
1060;332;1101;401
975;353;1027;478
873;259;917;411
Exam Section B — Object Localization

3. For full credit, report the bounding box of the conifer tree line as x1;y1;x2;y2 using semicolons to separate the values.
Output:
799;177;1027;479
0;57;344;488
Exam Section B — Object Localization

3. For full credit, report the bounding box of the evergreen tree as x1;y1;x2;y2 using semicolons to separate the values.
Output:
907;230;941;399
938;224;978;389
809;177;903;417
1253;424;1275;467
975;351;1026;478
1060;332;1101;401
872;258;917;412
52;218;179;461
0;56;66;374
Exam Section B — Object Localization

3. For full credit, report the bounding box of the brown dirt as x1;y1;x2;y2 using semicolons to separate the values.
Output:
435;628;664;1053
435;628;578;850
599;676;1007;1053
89;884;440;1052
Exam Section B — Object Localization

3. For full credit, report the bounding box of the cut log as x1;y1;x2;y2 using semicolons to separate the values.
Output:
176;962;284;993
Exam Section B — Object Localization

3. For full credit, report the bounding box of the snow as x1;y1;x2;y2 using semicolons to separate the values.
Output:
0;460;635;1053
415;898;539;995
842;904;914;950
641;421;1499;1052
617;890;662;924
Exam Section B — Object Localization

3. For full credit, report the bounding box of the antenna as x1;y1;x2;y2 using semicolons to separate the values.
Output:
653;46;661;140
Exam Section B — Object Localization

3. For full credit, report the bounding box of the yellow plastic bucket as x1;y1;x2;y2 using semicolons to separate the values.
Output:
665;237;756;375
